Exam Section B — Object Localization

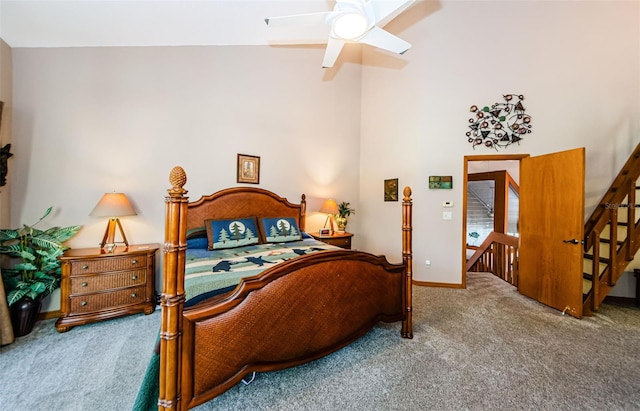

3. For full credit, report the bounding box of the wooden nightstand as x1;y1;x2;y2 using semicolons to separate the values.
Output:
310;232;353;249
55;243;160;332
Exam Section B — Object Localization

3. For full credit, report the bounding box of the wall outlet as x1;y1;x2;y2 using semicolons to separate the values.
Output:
425;259;431;267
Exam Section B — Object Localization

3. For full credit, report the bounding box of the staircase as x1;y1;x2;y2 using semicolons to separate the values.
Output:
466;232;519;286
582;142;640;315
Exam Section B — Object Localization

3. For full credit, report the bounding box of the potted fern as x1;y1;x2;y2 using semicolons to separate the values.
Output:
0;207;81;336
336;201;355;233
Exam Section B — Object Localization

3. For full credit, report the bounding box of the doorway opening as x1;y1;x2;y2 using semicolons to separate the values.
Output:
462;154;528;288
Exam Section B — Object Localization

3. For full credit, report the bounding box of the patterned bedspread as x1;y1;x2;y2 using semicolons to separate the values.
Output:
184;237;336;302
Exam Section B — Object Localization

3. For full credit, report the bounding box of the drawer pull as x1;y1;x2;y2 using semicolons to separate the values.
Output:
80;301;87;306
131;293;137;298
82;264;89;270
131;275;138;280
81;282;88;287
131;259;138;265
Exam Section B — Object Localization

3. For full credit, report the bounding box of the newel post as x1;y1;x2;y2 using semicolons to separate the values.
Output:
158;166;189;410
401;186;413;339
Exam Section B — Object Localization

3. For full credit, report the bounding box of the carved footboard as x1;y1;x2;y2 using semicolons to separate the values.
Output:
159;167;413;410
183;251;405;408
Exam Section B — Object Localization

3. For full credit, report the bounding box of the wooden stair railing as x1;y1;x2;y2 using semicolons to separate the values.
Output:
466;232;520;287
582;142;640;315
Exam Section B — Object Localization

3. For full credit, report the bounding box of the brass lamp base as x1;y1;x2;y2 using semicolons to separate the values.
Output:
323;214;335;234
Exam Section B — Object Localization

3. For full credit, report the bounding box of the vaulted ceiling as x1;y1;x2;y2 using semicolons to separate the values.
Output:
0;1;356;48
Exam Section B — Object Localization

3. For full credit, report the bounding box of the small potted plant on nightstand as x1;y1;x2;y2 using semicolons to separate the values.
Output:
336;201;355;233
0;207;81;336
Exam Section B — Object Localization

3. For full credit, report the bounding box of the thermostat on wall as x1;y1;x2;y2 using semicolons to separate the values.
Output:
443;201;454;208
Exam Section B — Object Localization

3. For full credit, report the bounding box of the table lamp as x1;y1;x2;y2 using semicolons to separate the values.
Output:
319;198;339;235
90;192;137;251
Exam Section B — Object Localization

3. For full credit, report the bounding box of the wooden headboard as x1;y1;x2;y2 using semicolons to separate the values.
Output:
186;187;307;233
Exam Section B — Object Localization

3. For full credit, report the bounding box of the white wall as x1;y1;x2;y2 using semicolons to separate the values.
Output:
359;0;640;284
11;45;363;311
6;1;640;313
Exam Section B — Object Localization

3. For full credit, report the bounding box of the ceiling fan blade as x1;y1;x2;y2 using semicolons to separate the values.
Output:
358;26;411;54
265;11;330;27
322;37;346;68
371;0;416;26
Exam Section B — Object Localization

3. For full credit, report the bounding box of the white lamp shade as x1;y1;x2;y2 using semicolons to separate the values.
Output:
90;193;137;217
319;199;339;215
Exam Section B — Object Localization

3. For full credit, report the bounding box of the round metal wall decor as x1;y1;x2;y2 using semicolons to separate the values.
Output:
466;94;532;150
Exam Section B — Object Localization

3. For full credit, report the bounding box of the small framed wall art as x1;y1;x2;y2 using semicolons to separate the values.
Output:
429;176;452;189
384;178;399;201
237;154;260;184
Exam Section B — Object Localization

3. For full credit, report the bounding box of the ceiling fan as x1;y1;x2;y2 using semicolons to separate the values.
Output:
265;0;416;68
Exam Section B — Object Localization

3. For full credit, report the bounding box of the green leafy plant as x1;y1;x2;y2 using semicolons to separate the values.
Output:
0;207;81;306
337;201;355;218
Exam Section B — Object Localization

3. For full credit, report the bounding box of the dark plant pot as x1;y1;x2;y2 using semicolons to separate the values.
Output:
10;297;42;337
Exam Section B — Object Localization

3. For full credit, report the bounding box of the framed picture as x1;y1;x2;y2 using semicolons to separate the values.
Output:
384;178;399;201
237;154;260;184
429;175;453;189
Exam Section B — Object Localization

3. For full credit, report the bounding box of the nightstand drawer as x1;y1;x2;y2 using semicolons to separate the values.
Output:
70;270;147;294
309;232;353;250
325;237;351;248
70;255;145;274
69;286;147;313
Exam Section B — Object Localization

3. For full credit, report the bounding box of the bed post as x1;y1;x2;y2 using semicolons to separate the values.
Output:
402;186;413;339
300;194;306;232
159;166;189;410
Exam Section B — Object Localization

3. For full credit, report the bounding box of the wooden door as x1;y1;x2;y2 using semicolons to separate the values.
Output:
518;148;585;318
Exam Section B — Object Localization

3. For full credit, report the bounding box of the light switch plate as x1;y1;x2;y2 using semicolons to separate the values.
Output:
443;211;453;220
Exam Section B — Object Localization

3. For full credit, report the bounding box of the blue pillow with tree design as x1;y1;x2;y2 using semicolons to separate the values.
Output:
261;217;302;243
205;217;260;250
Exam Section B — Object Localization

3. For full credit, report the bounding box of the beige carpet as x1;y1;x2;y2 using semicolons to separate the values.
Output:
1;272;639;410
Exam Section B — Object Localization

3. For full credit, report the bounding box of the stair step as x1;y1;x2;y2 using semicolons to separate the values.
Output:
583;254;610;264
583;142;640;313
605;221;629;227
599;204;639;211
599;238;624;246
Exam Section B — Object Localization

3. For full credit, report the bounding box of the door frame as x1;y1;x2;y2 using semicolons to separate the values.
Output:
462;154;529;288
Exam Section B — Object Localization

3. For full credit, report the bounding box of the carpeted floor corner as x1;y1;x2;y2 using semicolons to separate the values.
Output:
1;272;639;410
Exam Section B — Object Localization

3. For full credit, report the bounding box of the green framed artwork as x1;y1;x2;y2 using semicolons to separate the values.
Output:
384;178;398;201
429;176;452;189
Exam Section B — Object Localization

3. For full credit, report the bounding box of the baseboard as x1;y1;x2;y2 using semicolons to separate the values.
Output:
604;296;638;307
412;279;464;289
38;310;60;321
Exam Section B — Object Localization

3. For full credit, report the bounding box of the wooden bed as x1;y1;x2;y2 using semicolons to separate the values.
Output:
158;166;413;410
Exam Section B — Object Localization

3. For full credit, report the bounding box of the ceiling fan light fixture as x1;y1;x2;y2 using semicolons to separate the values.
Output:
265;0;416;67
332;12;369;40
